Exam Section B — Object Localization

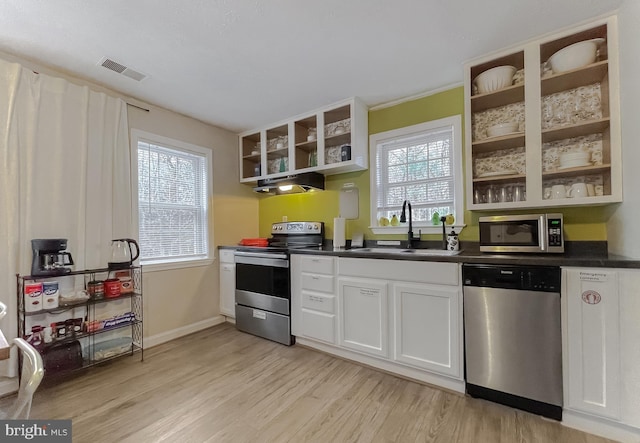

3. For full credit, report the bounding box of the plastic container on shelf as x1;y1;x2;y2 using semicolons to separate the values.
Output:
42;281;59;309
24;282;43;312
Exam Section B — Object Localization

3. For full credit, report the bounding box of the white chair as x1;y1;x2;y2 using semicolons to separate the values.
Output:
1;338;44;419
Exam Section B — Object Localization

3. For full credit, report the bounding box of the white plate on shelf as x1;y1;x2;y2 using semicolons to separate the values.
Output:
558;162;591;170
478;170;517;177
482;131;523;141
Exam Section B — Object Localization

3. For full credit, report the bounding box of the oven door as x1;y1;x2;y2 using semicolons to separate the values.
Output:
234;251;289;297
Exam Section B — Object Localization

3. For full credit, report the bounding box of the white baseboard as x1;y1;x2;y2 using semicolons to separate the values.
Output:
563;409;640;443
145;316;226;349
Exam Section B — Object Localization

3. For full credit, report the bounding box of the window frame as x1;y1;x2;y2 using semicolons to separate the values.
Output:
131;129;214;272
369;115;465;235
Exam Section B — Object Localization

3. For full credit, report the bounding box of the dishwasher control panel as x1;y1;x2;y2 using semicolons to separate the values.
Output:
462;264;561;292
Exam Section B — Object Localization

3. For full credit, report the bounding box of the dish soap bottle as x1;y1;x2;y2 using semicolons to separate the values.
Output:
390;214;400;226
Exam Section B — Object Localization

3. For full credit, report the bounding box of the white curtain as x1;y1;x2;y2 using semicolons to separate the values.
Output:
0;58;132;377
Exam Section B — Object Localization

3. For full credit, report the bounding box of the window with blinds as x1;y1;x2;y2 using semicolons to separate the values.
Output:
371;115;462;229
137;139;210;264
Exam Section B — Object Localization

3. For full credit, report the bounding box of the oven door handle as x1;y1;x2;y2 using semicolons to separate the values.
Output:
234;252;289;267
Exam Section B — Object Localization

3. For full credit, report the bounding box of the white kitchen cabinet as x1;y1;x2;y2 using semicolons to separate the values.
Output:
465;15;621;210
219;249;235;318
338;277;388;358
392;283;461;378
291;255;336;344
615;270;640;430
562;267;640;442
291;254;464;393
337;258;463;385
563;267;620;419
238;97;368;182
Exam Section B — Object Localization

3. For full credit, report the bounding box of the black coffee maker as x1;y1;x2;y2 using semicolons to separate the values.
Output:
31;239;74;276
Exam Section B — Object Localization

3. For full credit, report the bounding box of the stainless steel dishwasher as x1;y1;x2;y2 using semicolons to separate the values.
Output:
463;264;562;420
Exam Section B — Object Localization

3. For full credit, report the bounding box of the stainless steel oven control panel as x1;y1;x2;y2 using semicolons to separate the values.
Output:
271;222;323;234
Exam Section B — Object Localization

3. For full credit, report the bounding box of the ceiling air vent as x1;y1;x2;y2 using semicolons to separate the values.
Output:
99;57;148;82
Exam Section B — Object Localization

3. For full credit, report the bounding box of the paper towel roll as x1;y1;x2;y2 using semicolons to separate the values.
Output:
333;217;346;249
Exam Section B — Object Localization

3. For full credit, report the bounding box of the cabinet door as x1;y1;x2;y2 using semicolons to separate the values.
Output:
564;268;620;419
219;263;236;317
616;270;640;428
301;308;335;344
339;277;388;358
392;283;461;378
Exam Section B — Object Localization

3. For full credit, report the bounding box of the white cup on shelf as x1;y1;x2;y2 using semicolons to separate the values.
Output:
568;182;588;198
551;184;567;199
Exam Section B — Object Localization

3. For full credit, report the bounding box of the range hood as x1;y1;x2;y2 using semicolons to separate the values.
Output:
253;172;325;195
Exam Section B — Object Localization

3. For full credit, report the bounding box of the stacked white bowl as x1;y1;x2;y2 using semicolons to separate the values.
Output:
486;122;519;138
559;150;591;168
474;66;517;94
548;38;605;74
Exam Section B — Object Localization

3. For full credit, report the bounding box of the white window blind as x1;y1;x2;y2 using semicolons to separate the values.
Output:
137;140;209;263
375;125;454;223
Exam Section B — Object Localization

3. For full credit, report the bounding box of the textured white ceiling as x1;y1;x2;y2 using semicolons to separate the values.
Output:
0;0;623;133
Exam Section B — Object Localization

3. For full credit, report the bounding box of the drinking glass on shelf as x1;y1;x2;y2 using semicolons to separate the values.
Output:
499;186;511;203
486;187;497;204
513;185;525;202
474;189;483;204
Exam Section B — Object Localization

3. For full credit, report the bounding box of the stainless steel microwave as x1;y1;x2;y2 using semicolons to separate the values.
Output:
479;213;564;253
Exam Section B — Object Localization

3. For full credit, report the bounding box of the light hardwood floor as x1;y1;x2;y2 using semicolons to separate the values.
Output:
1;323;616;442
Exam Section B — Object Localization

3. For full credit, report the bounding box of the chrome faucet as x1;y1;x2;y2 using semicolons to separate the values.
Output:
400;200;418;248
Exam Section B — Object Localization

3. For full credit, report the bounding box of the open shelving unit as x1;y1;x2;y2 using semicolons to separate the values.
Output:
464;16;621;210
17;266;143;378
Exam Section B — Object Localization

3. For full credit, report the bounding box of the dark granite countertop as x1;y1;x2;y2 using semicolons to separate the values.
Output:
220;242;640;269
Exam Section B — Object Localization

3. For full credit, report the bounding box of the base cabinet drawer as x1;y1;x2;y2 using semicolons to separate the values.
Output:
301;291;335;314
236;305;291;345
301;273;334;293
299;256;334;275
301;309;335;344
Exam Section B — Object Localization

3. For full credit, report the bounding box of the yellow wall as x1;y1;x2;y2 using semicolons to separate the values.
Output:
258;87;610;241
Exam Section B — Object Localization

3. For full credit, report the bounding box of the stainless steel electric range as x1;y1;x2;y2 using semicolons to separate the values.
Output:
234;222;324;345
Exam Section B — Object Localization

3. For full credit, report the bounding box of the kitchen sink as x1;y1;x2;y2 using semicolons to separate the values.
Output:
346;248;404;254
346;248;460;256
399;249;461;256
